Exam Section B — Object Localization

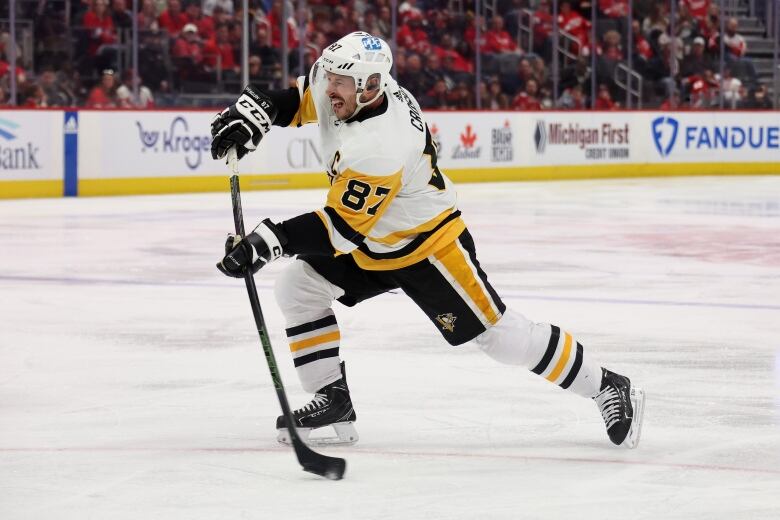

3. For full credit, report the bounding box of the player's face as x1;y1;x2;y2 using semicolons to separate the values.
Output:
325;72;358;120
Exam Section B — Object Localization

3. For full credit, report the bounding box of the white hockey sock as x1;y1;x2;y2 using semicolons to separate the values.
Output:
275;260;346;393
474;309;602;398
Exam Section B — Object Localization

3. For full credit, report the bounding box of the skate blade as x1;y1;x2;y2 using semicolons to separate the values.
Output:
277;421;359;447
622;386;646;449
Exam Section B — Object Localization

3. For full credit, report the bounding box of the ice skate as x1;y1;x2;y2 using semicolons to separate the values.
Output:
277;363;358;447
593;368;645;448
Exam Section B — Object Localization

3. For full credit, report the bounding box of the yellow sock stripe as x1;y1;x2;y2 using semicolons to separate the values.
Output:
435;243;499;325
289;331;341;352
546;332;573;382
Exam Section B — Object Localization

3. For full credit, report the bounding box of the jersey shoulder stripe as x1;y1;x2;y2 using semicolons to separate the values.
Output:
289;74;317;127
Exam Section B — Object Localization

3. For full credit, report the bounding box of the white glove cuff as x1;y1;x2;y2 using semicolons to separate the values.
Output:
252;222;284;263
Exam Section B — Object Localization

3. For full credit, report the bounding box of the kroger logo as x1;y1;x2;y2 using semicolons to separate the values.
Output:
0;118;19;141
136;116;211;170
652;115;779;157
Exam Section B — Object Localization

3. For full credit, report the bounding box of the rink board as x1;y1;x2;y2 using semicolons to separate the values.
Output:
1;109;778;198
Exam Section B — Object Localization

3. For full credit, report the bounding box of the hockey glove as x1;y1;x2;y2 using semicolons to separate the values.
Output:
217;219;288;278
210;85;279;161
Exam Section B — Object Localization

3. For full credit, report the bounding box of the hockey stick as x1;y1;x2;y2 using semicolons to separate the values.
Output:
226;147;346;480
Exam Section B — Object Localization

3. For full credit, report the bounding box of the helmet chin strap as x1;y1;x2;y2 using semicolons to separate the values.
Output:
345;88;382;119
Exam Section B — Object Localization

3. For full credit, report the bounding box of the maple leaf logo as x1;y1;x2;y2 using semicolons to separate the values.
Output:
460;124;477;148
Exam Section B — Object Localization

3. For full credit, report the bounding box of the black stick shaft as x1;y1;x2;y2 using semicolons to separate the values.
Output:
228;171;345;480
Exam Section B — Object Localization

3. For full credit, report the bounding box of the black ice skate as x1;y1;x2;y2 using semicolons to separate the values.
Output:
593;368;645;449
276;363;358;447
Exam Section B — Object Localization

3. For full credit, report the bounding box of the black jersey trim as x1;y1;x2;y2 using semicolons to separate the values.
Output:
323;206;366;247
532;324;560;375
293;347;340;367
356;210;461;260
280;212;335;256
559;342;584;389
265;87;301;127
345;94;389;124
286;315;338;338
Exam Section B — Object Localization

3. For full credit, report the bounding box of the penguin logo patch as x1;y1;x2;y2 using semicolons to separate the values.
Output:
435;313;457;333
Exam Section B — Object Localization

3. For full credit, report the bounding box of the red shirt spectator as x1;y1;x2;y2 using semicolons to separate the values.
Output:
82;0;117;56
512;80;542;110
558;2;590;53
265;0;299;49
533;2;553;45
0;60;26;83
683;0;710;22
158;0;189;37
595;85;617;109
186;1;215;40
483;16;519;53
172;24;204;64
203;24;236;71
598;0;628;18
86;70;118;108
397;15;430;54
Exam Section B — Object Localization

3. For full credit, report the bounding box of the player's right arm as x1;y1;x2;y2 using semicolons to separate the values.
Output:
210;74;316;161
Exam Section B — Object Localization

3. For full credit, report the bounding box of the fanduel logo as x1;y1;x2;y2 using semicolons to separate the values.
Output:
136;117;211;170
652;116;779;157
651;116;679;157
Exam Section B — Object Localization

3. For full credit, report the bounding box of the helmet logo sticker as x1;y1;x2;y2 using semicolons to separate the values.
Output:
361;36;383;50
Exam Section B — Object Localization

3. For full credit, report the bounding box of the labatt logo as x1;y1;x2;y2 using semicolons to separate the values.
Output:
451;124;481;159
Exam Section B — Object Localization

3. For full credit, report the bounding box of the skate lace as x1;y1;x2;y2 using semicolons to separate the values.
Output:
594;387;622;429
298;392;328;414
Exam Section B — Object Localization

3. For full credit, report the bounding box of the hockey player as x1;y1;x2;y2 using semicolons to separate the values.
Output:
211;32;645;448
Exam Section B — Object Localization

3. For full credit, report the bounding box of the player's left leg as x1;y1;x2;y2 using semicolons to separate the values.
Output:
399;229;644;448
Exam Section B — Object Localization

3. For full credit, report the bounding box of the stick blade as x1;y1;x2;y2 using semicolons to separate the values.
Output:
296;444;347;480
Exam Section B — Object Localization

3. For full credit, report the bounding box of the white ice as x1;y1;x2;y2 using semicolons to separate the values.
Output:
1;176;779;519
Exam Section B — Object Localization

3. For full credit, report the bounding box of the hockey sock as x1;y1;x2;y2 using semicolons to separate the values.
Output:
475;309;601;398
285;312;343;393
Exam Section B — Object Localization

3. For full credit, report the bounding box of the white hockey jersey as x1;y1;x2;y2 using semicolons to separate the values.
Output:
288;61;464;271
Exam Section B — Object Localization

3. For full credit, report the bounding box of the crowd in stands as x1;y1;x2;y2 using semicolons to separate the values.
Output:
0;0;774;109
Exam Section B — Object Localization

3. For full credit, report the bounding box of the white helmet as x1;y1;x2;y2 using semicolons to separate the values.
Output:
320;32;393;116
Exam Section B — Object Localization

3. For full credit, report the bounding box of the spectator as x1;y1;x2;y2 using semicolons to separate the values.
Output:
203;0;234;17
22;82;47;107
511;78;542;110
172;23;205;80
720;67;742;107
642;2;669;40
721;17;757;84
680;36;713;79
116;69;155;108
659;90;682;109
185;1;215;40
85;69;118;108
397;12;430;55
265;0;299;49
598;0;628;19
683;0;710;23
203;23;239;76
558;84;587;108
421;78;451;109
250;23;279;68
158;0;189;38
450;81;475;110
594;83;619;109
483;15;521;54
532;0;554;58
40;67;76;106
376;6;393;41
399;54;428;95
558;1;590;55
486;77;510;109
82;0;117;62
111;0;133;31
136;0;159;32
434;34;473;75
738;84;773;109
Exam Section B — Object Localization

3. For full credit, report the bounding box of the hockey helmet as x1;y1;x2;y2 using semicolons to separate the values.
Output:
320;32;393;115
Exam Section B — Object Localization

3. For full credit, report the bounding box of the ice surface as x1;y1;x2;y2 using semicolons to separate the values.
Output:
1;176;779;519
